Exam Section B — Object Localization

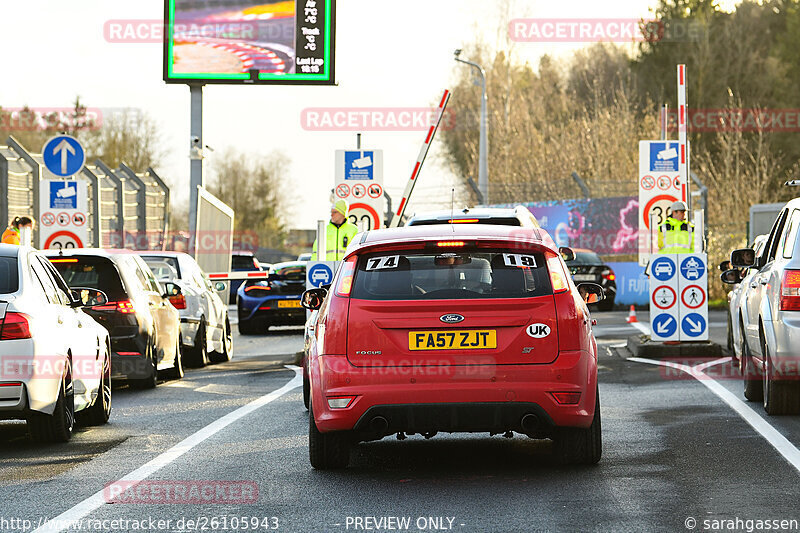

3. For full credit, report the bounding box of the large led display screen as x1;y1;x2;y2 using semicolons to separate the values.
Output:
164;0;335;85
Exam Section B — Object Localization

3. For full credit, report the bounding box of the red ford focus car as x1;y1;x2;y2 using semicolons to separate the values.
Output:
301;224;603;469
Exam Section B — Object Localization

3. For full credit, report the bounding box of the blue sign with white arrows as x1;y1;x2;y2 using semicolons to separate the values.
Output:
681;313;706;337
307;263;333;288
680;256;705;281
42;135;85;177
651;256;676;281
652;313;678;338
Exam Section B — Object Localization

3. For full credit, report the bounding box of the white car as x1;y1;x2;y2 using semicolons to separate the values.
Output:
724;235;768;360
0;245;111;442
140;252;231;367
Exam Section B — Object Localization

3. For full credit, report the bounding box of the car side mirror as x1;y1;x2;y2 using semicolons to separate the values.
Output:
214;281;226;291
301;288;327;310
720;269;744;285
718;260;731;272
730;248;756;268
559;246;575;262
70;287;109;307
577;282;604;304
162;282;182;298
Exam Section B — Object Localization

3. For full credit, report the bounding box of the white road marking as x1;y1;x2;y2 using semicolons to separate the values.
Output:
33;366;302;533
631;322;650;335
628;356;800;475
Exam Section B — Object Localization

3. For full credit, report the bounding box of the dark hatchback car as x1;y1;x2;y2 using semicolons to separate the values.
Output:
46;249;183;388
236;261;307;335
565;249;616;310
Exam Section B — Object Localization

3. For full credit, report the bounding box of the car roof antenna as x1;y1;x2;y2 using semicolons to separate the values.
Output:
450;188;455;233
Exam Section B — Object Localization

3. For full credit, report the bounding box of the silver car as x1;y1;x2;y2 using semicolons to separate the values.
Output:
723;235;767;361
140;252;232;367
0;245;111;442
730;199;800;415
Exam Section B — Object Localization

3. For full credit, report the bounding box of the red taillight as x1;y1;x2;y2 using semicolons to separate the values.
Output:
447;219;479;224
93;301;135;313
48;258;78;263
169;294;186;310
335;257;357;297
546;253;569;293
780;270;800;311
0;381;23;387
245;285;271;293
602;269;616;281
437;241;465;247
1;312;32;340
550;391;581;405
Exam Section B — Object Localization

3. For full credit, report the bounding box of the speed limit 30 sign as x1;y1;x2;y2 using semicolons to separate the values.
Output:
639;141;683;266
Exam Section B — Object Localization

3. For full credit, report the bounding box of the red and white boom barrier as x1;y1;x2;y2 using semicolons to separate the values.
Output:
677;64;688;203
389;89;452;228
207;271;269;281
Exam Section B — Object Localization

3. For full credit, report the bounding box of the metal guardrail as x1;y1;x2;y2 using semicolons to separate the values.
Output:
0;136;170;250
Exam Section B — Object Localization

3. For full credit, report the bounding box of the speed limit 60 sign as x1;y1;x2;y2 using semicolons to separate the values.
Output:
639;141;683;266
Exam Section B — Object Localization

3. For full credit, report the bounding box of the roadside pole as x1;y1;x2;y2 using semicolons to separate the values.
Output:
188;84;204;253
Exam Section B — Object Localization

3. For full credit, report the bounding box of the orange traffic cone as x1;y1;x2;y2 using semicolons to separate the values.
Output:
626;305;638;323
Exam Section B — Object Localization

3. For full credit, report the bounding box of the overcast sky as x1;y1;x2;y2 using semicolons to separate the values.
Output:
1;0;738;229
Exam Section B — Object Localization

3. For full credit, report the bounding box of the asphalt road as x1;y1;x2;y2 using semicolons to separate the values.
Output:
2;308;799;533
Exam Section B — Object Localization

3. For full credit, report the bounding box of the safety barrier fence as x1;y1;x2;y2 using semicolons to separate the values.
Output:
0;135;169;250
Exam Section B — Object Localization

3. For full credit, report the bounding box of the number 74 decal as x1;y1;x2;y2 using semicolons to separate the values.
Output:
365;255;400;270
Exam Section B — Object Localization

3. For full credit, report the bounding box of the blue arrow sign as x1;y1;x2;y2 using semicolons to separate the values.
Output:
681;313;706;337
42;135;85;177
652;313;678;338
651;256;676;281
308;263;333;288
680;256;705;281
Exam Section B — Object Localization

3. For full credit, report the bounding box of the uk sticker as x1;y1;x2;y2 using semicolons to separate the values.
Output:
365;255;400;270
503;254;537;267
526;323;551;338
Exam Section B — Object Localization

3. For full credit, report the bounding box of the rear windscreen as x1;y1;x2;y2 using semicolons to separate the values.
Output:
351;250;552;300
0;257;19;294
142;256;181;279
408;217;521;226
271;264;305;281
232;255;257;270
49;256;127;301
567;252;603;265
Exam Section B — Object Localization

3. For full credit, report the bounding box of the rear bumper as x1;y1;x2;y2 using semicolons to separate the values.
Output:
0;382;28;418
238;296;306;326
770;314;800;379
310;349;597;436
180;319;200;347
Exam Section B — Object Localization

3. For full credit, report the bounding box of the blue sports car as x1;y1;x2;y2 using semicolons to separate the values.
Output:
237;261;307;335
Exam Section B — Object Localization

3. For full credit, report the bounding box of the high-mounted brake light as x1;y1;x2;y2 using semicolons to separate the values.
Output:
447;219;479;224
780;270;800;311
437;241;465;247
93;301;135;313
48;258;78;263
335;257;357;297
0;312;32;340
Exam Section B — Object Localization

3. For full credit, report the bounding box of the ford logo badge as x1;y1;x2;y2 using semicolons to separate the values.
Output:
440;314;465;324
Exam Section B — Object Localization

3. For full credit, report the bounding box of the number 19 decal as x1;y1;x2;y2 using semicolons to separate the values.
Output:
502;254;536;267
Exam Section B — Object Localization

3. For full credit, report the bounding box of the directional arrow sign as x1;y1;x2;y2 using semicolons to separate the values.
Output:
42;135;85;177
681;313;707;338
652;312;678;340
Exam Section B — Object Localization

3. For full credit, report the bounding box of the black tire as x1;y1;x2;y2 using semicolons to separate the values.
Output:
186;321;209;368
726;310;734;353
164;335;184;380
29;358;74;443
742;333;763;402
130;344;158;389
303;374;310;410
763;343;800;415
553;388;602;465
85;351;112;426
238;317;262;336
308;401;351;469
210;316;233;363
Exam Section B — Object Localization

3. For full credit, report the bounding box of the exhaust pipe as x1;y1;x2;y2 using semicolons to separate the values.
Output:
521;413;539;434
370;416;389;433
